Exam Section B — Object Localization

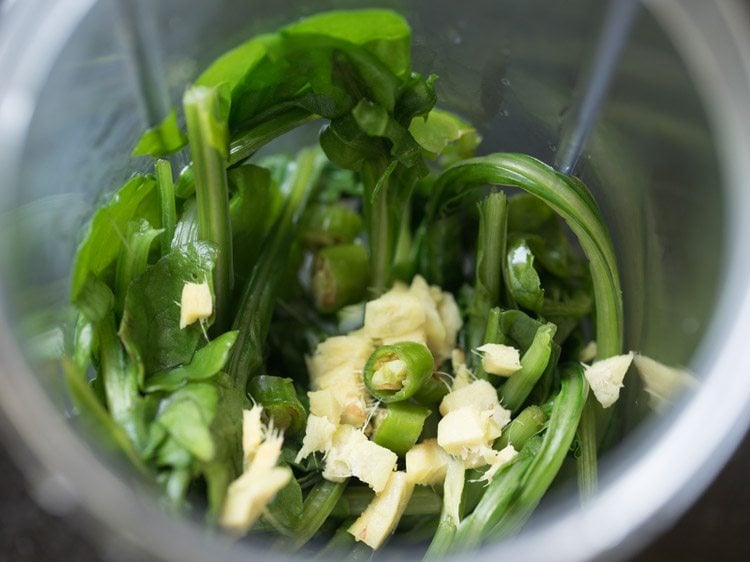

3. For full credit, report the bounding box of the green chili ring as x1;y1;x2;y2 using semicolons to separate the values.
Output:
363;341;434;403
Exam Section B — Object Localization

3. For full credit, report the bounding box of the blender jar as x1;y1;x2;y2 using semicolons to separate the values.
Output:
1;0;749;560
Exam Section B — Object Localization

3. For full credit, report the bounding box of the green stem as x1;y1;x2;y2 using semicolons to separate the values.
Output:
226;147;325;390
499;323;557;411
576;396;599;499
183;86;234;332
490;364;589;540
468;192;507;365
287;480;348;551
451;445;536;551
361;159;396;294
247;375;306;435
98;312;146;451
155;159;177;255
424;459;464;560
474;307;502;380
494;405;548;450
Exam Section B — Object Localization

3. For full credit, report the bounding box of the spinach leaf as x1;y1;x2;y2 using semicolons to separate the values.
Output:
409;108;481;165
71;175;160;303
145;330;239;393
119;242;216;381
228;164;283;283
114;219;163;314
131;109;188;158
157;382;218;462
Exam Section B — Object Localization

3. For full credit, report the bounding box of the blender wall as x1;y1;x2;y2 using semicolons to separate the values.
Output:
0;0;727;559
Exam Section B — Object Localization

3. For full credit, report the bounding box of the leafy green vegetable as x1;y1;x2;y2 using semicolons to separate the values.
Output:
71;175;160;303
145;330;239;392
119;242;216;381
131;109;188;158
184;86;234;332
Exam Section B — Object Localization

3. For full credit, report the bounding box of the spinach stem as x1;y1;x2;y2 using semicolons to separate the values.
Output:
183;86;234;332
227;147;325;390
155;159;177;255
468;192;507;364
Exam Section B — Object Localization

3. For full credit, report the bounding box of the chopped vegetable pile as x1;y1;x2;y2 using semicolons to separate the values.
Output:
63;8;690;559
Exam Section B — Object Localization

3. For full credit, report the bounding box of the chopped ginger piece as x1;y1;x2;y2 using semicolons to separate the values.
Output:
349;471;414;549
437;406;488;454
583;352;634;408
295;415;337;463
220;410;290;536
308;389;343;423
179;281;212;329
406;439;451;485
476;343;522;376
633;354;696;412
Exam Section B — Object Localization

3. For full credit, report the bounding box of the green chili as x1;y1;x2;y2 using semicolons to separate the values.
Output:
371;402;431;456
248;375;306;436
301;204;363;249
311;244;370;314
363;342;434;403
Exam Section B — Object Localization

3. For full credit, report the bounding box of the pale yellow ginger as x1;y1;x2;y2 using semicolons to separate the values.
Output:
179;281;212;329
363;291;427;340
437;406;489;455
465;444;518;481
405;439;451;485
583;352;634;408
220;409;291;536
308;389;343;423
408;276;449;358
437;380;511;467
306;334;374;426
349;471;414;549
633;354;697;412
242;406;264;463
295;414;337;463
439;379;503;416
476;343;522;376
322;425;397;493
306;334;374;380
451;349;474;390
578;340;598;363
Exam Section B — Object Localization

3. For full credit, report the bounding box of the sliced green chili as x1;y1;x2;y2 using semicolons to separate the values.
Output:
311;244;370;314
372;402;431;456
363;341;434;403
248;375;306;436
301;204;363;249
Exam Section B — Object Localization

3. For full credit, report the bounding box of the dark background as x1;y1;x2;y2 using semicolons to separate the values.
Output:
1;0;749;559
